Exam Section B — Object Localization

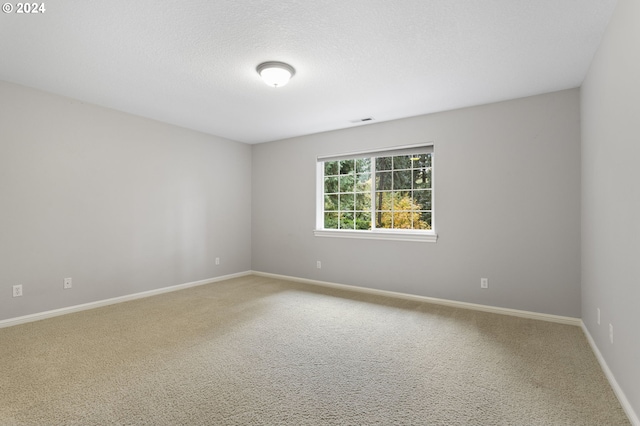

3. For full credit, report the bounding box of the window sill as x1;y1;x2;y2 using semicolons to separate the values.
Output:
313;229;437;243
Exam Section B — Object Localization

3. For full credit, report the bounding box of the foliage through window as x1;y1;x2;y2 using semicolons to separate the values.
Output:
319;145;433;233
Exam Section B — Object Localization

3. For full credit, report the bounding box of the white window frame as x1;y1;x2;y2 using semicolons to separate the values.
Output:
314;143;437;243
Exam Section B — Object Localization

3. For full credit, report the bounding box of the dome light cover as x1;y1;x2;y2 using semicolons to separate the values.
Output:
257;61;296;87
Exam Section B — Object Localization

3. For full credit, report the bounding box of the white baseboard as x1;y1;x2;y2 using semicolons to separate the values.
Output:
0;271;252;329
581;322;639;426
251;271;582;326
3;269;634;424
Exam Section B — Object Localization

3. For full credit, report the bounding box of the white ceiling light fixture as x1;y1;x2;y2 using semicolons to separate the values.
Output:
256;61;296;87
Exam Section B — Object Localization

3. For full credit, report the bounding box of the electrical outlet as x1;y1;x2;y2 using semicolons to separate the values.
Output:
215;257;220;265
480;278;488;289
63;277;72;289
317;261;322;269
13;285;22;297
609;324;613;344
597;308;600;325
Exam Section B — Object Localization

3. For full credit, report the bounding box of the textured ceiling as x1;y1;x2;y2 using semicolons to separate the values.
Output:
0;0;617;144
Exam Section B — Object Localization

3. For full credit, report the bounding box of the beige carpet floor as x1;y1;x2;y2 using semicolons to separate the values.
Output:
0;275;630;425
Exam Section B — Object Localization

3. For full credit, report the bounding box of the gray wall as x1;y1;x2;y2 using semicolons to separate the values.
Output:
0;81;252;321
252;89;581;317
581;0;640;418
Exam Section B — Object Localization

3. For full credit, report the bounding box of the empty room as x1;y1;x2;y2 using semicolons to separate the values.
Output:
1;1;638;425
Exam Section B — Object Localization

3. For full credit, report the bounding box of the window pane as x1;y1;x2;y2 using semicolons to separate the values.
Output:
413;190;431;210
375;191;393;210
356;173;371;192
375;210;393;228
324;176;338;194
355;212;372;230
395;191;413;209
414;153;432;168
339;173;355;192
393;211;414;229
393;155;412;170
355;193;371;210
376;171;392;190
339;159;354;174
324;212;339;229
324;161;339;176
417;212;432;229
376;156;392;171
410;155;423;168
393;170;412;190
413;168;431;189
340;193;355;210
340;212;355;229
356;158;371;173
324;194;338;211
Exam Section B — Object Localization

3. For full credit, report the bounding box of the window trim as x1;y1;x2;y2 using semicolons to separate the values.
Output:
315;143;437;243
313;228;438;242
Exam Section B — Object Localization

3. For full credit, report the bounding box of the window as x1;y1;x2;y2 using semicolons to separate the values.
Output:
315;144;436;242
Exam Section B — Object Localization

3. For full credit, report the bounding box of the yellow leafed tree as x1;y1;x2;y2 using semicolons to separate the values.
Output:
378;193;430;229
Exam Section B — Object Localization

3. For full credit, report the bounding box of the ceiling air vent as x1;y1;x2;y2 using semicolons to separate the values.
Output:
350;117;375;124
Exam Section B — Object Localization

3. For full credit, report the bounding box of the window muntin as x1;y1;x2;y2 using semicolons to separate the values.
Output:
319;145;433;233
